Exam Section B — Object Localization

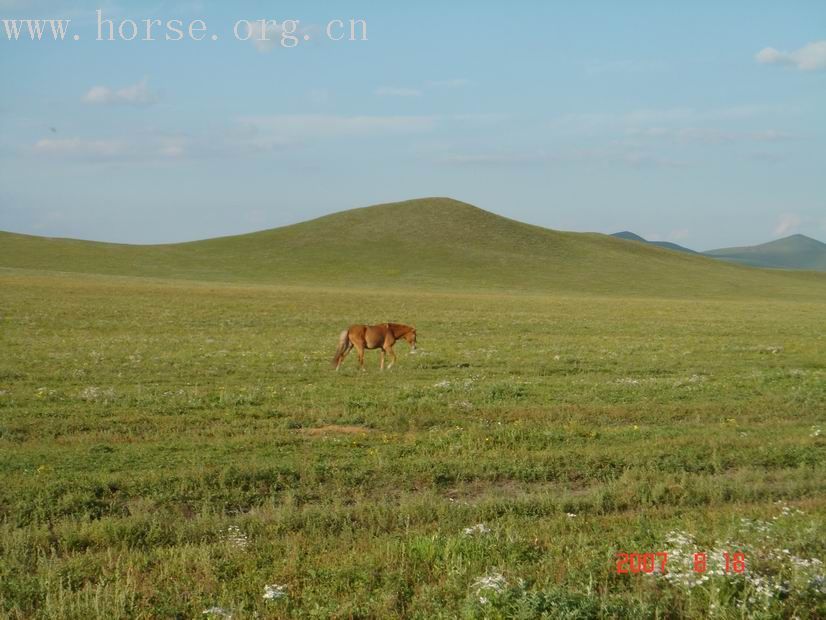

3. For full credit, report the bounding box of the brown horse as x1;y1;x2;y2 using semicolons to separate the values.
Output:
332;323;417;371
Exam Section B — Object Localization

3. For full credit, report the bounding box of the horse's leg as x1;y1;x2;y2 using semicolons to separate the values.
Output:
355;343;366;371
382;333;395;370
384;345;397;369
379;349;385;371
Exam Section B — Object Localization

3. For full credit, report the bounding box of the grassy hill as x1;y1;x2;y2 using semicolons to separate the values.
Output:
2;197;825;298
611;231;698;255
705;234;826;271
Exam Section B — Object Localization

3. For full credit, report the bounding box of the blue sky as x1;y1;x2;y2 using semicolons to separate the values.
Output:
1;1;824;249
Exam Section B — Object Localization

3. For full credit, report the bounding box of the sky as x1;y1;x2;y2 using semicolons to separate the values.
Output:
1;1;824;250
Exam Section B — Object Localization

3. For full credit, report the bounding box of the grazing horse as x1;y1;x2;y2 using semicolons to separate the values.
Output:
332;323;417;371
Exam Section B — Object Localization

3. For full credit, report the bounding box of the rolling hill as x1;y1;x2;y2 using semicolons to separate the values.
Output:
2;198;825;298
705;234;826;271
611;231;698;255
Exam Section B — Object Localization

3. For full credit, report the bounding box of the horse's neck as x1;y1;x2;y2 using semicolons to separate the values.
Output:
389;323;409;338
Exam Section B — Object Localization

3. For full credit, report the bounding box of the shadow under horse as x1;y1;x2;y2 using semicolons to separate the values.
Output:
332;323;417;371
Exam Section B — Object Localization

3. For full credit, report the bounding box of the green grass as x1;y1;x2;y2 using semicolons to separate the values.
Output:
2;198;826;298
1;268;824;619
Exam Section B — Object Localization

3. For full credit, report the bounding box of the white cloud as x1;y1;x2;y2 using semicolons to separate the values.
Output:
552;105;786;134
32;138;129;159
82;77;157;107
24;114;438;163
437;147;691;169
237;114;436;144
30;135;189;162
244;20;311;52
749;129;795;142
756;41;826;71
626;127;794;144
749;151;787;163
452;113;508;124
774;213;801;236
246;20;283;52
375;87;423;97
436;153;544;166
373;78;469;98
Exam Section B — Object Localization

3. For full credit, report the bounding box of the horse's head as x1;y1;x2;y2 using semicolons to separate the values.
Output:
403;327;417;351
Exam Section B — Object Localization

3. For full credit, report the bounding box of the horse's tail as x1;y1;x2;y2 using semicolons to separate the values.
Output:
331;329;350;368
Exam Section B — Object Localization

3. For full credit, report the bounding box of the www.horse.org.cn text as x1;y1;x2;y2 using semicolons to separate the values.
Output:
1;12;369;45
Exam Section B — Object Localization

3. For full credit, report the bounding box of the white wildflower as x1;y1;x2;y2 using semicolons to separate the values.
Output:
222;525;248;549
79;386;115;402
463;523;491;536
263;584;287;600
35;387;56;399
202;606;232;618
809;575;826;594
472;571;507;603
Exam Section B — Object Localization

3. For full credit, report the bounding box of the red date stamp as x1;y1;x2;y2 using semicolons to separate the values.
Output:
616;552;746;574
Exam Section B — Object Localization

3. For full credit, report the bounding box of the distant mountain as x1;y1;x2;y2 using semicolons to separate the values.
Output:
705;234;826;271
611;231;648;243
611;231;698;255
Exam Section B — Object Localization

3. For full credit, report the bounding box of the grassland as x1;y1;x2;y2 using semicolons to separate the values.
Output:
1;199;825;618
1;264;824;618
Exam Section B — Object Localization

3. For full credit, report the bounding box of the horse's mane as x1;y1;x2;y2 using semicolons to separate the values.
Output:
389;323;413;337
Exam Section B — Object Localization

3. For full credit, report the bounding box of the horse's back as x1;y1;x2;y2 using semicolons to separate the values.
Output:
345;324;386;348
